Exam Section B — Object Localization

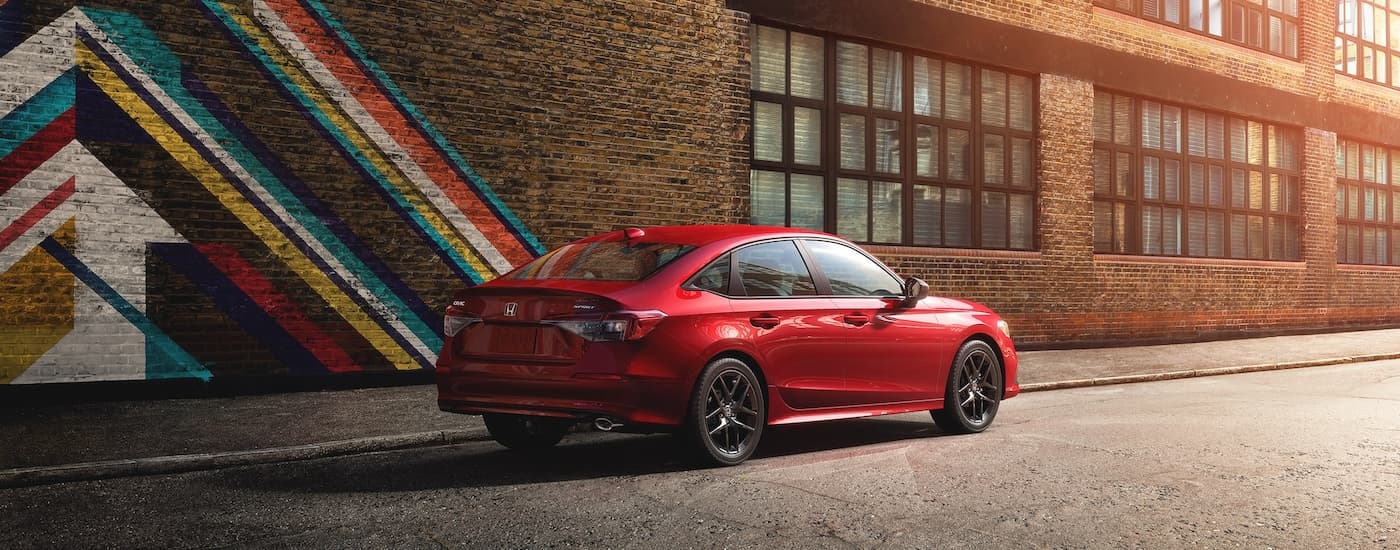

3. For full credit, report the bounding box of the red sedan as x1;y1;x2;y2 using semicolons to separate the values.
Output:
435;225;1019;465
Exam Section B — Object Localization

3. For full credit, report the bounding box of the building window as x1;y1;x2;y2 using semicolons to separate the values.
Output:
1093;90;1302;260
1096;0;1300;58
1336;0;1400;88
749;24;1036;250
1336;139;1400;265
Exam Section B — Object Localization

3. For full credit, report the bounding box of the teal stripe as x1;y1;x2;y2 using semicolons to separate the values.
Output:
82;8;443;350
0;70;74;161
39;237;212;382
300;0;544;256
189;2;486;288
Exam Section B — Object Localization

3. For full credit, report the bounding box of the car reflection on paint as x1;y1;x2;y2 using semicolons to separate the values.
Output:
435;225;1019;465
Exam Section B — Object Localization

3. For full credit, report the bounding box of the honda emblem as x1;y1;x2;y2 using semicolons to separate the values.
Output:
503;302;518;317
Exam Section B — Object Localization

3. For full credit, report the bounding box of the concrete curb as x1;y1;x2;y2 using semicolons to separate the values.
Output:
7;352;1399;489
0;428;489;489
1019;352;1400;392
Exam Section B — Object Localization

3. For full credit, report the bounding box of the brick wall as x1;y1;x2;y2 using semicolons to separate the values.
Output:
7;0;1400;388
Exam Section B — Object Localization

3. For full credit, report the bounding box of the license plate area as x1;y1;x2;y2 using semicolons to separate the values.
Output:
464;324;538;355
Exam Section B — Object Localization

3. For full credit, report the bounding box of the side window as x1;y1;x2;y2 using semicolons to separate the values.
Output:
803;240;903;296
733;241;817;297
689;255;731;294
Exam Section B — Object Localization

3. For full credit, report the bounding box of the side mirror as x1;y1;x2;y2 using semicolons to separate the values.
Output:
901;277;929;307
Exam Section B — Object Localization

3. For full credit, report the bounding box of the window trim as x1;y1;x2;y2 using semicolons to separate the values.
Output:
749;22;1039;251
1092;89;1303;261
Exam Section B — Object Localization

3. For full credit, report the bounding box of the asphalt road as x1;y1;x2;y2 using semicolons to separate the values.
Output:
4;361;1400;549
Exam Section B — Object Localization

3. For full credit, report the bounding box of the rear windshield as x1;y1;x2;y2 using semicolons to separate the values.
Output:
508;242;696;281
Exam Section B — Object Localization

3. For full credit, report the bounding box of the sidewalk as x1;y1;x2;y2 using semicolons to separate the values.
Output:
4;327;1400;488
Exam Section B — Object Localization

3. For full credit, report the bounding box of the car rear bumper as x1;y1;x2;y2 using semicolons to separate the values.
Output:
435;365;687;432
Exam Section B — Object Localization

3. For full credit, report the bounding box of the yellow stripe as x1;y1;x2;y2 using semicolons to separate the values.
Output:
225;6;493;278
77;44;421;370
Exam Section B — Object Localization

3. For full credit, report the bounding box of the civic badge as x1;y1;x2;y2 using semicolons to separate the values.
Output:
503;302;518;317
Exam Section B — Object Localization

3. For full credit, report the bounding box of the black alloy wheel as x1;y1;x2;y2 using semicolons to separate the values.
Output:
932;340;1003;434
688;357;765;466
483;414;573;451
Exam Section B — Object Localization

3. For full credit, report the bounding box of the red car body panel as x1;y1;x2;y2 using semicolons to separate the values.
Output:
435;225;1019;432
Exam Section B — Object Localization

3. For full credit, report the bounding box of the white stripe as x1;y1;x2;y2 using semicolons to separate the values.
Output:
0;10;78;120
253;0;514;275
75;13;438;362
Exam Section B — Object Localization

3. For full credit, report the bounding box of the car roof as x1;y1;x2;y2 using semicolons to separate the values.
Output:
575;224;832;247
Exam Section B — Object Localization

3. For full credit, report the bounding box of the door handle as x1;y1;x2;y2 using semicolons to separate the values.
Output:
843;313;870;326
749;314;780;329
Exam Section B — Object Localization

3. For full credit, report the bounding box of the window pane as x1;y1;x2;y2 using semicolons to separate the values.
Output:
1010;193;1033;249
1189;162;1206;205
913;185;943;246
1163;105;1181;153
1094;92;1113;142
805;240;902;296
1232;168;1248;208
917;125;940;178
1010;74;1033;131
1144;156;1161;200
837;178;869;241
754;101;783;162
1095;201;1115;253
793;107;822;166
837;41;869;106
1189;210;1206;255
1165;159;1181;202
872;48;902;111
1143;101;1162;150
948;129;971;181
1116;152;1134;197
750;170;786;225
1114;95;1133;146
1208;211;1225;256
1144;206;1162;255
735;240;816;297
945;62;972;121
872;181;903;242
875;118;901;174
790;174;824;230
1248;121;1265;165
1095;149;1112;195
840;114;866;170
982;192;1009;249
1188;110;1206;157
945;187;972;246
1230;118;1247;163
1207;113;1225;159
1249;170;1264;210
982;69;1008;127
1209;165;1225;206
1189;0;1205;30
1163;207;1182;255
913;56;942;117
984;134;1006;185
752;25;786;94
1209;0;1223;35
1231;214;1247;258
790;31;824;99
1012;138;1033;188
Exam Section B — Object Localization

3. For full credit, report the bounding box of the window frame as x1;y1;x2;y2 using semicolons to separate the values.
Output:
1092;89;1303;261
749;23;1039;251
1095;0;1300;59
1335;0;1400;89
1336;138;1400;265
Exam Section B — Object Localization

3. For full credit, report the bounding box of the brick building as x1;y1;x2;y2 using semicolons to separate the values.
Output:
2;0;1399;386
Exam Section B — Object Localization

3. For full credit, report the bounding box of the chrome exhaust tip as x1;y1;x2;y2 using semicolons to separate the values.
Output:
593;417;621;431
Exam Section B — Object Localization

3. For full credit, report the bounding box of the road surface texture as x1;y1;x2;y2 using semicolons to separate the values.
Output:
4;361;1399;548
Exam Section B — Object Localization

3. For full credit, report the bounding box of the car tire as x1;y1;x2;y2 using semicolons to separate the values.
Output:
932;339;1003;434
685;357;765;466
483;414;573;451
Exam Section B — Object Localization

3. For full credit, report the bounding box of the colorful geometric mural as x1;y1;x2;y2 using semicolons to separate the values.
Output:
0;1;541;384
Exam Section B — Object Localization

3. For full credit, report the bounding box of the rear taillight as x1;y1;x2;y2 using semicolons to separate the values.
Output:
443;301;481;337
545;310;666;342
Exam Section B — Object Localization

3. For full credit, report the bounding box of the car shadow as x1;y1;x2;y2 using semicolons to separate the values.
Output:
209;415;957;494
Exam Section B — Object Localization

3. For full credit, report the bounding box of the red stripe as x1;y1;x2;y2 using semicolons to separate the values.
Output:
0;176;75;250
193;243;362;372
265;0;535;268
1;108;75;194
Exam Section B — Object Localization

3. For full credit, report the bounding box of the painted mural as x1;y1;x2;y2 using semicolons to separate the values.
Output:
0;0;542;384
